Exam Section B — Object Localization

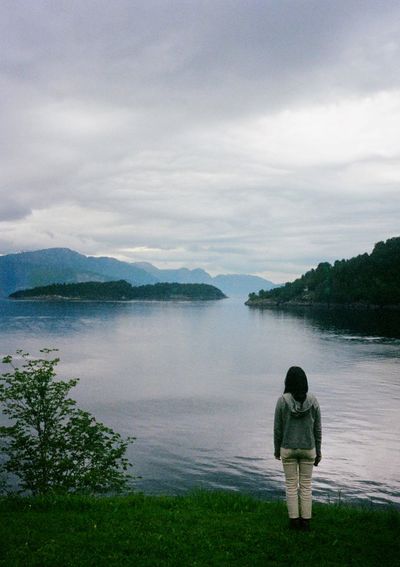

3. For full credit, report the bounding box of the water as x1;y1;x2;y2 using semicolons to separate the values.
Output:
0;298;399;506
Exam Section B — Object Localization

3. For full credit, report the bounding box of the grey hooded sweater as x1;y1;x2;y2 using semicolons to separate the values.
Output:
274;393;322;458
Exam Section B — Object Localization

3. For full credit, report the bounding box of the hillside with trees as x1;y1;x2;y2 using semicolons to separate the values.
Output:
246;237;400;308
9;280;226;301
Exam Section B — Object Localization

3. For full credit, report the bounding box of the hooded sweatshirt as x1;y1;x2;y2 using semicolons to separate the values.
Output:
274;393;321;458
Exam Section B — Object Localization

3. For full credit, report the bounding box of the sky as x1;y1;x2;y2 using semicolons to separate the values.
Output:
1;0;400;283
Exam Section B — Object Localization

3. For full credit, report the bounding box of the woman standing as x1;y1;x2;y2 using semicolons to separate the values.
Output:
274;366;322;531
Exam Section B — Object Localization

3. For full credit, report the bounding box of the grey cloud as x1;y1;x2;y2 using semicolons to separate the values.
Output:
3;1;400;110
1;1;400;279
0;199;31;222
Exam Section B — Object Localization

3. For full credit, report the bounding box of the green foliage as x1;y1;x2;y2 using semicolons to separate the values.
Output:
0;492;399;566
249;236;400;306
9;280;226;301
0;350;134;495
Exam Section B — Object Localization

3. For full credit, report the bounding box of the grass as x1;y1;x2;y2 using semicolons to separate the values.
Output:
0;491;399;566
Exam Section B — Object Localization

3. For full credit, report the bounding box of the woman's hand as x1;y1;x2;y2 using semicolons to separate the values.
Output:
314;454;322;466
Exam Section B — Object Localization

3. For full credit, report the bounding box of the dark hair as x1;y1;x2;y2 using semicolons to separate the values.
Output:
284;366;308;403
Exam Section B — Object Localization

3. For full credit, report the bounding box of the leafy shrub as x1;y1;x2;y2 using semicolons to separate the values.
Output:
0;349;134;495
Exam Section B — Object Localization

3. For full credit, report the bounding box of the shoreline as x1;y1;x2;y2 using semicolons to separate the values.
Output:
245;299;400;311
8;295;226;303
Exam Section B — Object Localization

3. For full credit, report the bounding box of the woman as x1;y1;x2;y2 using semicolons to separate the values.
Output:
274;366;322;531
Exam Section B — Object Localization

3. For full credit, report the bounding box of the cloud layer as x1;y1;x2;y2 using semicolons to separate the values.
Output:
1;0;400;281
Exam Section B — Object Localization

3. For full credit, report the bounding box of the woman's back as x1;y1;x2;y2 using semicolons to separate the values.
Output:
274;392;321;454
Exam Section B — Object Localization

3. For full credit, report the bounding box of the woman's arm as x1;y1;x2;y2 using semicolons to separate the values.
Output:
314;401;322;465
274;398;283;459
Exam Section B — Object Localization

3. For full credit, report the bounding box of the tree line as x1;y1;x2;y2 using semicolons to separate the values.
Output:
248;237;400;306
10;280;226;301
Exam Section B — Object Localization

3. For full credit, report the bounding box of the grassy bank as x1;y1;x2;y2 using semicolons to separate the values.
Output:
0;491;399;566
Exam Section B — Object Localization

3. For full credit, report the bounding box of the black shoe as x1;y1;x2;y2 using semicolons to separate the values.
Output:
300;518;311;531
289;518;301;530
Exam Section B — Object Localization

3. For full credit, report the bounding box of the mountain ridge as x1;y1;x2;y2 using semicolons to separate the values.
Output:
0;248;277;298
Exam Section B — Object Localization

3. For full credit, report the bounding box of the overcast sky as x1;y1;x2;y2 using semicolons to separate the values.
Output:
1;1;400;282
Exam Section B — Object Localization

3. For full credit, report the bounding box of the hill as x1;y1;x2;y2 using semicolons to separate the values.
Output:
213;274;275;297
246;237;400;308
9;280;226;301
0;248;276;298
0;248;156;297
133;262;213;284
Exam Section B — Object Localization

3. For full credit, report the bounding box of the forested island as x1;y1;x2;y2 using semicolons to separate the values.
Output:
246;236;400;309
9;280;226;301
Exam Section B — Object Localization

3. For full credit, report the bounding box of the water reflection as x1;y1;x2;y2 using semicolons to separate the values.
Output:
248;304;400;340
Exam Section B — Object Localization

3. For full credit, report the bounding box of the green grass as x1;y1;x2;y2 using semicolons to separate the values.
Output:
0;491;399;566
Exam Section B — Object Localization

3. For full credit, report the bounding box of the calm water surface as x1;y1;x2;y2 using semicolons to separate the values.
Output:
1;298;399;506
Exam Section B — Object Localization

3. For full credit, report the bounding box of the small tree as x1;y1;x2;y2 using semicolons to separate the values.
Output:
0;349;134;495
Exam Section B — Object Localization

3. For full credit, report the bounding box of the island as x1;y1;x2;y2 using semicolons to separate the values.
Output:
245;236;400;309
9;280;227;301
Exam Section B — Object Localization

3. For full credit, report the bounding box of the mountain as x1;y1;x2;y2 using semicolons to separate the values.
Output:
213;274;276;298
0;248;276;298
246;236;400;308
133;263;213;284
133;264;277;296
10;280;226;301
0;248;156;297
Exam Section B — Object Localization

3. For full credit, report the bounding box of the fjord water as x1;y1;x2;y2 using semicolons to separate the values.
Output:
1;298;399;506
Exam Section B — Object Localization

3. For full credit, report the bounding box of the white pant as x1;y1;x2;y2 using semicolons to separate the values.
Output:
280;447;316;519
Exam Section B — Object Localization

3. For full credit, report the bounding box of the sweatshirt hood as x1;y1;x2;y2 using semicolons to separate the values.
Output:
283;393;314;418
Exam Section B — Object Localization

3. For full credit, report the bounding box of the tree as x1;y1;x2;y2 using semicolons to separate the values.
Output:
0;349;134;495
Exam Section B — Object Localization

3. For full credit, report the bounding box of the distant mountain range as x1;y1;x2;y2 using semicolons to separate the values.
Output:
0;248;277;298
